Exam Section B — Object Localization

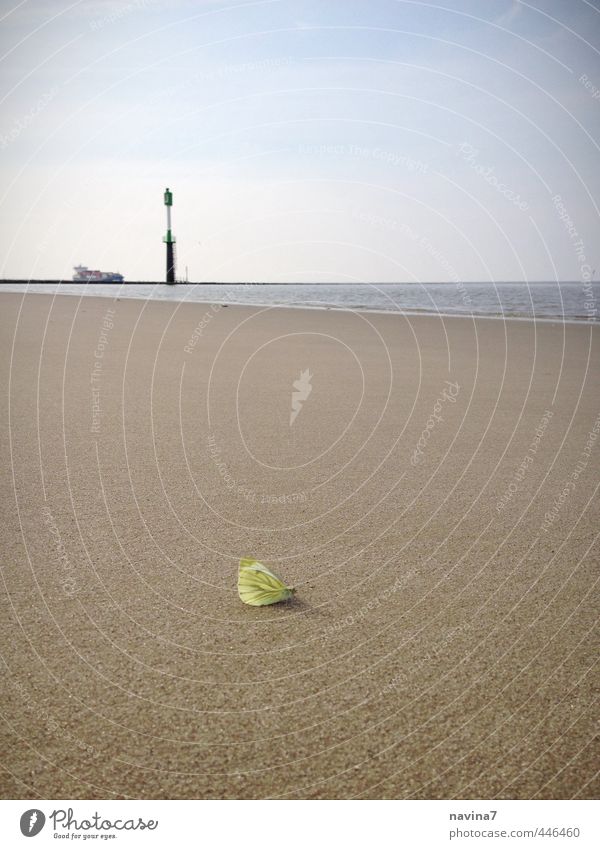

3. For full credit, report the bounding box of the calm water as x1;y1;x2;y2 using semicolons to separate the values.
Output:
2;281;598;323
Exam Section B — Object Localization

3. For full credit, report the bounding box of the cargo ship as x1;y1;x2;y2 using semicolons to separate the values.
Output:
72;265;124;283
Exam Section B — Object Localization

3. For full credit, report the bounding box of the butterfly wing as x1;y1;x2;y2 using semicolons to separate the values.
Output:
238;558;295;606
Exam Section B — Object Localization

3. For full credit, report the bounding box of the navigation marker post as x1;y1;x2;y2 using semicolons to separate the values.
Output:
163;187;176;284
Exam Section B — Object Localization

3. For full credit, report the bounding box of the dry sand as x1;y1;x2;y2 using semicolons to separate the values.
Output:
0;291;598;799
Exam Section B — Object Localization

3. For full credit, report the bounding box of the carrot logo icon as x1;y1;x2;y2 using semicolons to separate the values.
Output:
20;809;45;836
290;369;312;425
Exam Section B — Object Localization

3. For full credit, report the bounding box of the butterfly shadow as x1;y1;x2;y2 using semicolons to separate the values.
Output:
286;594;331;622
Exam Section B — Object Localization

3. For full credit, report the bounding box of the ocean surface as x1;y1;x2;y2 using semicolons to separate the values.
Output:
2;281;598;323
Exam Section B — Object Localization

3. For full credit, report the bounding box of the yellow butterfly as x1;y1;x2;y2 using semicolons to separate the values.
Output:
238;558;295;606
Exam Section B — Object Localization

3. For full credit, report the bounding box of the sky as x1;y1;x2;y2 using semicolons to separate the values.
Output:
0;0;599;282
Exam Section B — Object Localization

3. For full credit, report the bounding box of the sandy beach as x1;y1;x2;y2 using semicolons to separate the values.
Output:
0;290;598;800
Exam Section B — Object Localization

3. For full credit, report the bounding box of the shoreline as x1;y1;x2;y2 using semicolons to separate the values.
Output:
1;279;594;284
1;287;597;325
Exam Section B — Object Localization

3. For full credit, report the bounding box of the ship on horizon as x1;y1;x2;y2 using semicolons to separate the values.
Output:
73;264;124;283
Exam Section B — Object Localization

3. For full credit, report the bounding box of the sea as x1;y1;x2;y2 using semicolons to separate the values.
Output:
1;281;598;323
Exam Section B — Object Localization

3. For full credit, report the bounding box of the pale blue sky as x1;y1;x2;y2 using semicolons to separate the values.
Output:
1;0;599;281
